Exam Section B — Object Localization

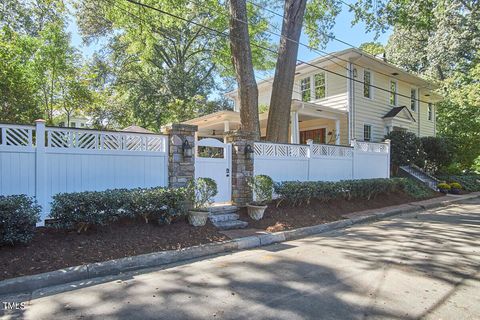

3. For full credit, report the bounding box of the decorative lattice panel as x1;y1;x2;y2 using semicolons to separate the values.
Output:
0;126;34;147
311;144;353;158
254;142;309;158
46;128;167;153
354;141;389;153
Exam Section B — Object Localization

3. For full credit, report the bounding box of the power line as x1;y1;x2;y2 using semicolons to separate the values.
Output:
122;0;435;104
247;0;435;92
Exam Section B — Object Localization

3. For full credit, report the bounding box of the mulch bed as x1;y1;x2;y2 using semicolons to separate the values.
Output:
0;218;228;281
0;191;442;281
240;191;442;232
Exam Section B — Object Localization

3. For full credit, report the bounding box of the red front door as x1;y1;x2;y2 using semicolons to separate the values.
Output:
300;128;326;144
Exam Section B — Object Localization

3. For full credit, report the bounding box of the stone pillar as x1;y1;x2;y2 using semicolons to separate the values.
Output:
225;130;255;206
165;124;197;188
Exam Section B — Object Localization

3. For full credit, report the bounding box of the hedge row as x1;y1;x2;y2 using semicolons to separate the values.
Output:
274;178;432;207
0;195;40;245
437;174;480;192
50;187;188;233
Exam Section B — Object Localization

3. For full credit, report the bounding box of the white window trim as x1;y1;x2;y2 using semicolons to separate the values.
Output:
410;87;418;112
300;76;312;102
363;69;374;100
312;72;327;101
363;123;373;142
428;103;434;121
389;79;398;107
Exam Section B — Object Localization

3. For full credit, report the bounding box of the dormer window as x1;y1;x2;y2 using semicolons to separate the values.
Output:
301;77;311;102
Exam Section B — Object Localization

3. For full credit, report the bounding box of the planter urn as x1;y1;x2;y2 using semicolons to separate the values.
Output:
188;210;209;227
247;204;268;220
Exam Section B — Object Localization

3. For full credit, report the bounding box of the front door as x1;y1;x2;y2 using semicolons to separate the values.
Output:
194;138;232;203
300;128;326;144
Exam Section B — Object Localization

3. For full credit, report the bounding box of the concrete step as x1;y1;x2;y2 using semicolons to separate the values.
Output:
209;205;239;215
208;213;240;223
212;220;248;230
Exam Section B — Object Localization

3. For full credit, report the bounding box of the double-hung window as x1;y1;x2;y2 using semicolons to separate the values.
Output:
363;124;372;142
314;72;326;99
410;88;418;112
390;81;397;106
301;77;311;102
364;70;372;98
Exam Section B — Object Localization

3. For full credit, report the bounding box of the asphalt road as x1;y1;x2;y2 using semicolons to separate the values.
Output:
2;198;480;320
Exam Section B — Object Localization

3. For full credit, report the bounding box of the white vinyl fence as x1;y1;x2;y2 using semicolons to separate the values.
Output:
254;140;390;183
0;121;168;224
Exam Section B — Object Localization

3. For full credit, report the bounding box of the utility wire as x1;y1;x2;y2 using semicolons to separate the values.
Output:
122;0;435;104
247;0;435;92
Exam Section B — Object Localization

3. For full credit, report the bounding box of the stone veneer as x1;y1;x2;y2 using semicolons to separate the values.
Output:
164;124;197;188
225;130;255;206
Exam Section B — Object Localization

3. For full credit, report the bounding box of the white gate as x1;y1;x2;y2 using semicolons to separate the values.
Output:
195;138;232;203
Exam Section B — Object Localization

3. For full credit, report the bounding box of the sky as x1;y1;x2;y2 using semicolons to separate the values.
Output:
67;1;391;86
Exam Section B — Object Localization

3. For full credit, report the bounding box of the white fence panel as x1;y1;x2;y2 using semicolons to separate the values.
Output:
309;144;353;181
353;141;390;179
0;122;169;224
254;142;309;182
254;140;390;183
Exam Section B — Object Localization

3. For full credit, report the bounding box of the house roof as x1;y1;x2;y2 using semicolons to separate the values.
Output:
121;125;154;134
382;106;416;122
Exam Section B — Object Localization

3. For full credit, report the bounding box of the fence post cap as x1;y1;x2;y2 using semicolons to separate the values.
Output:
34;119;46;123
384;139;391;144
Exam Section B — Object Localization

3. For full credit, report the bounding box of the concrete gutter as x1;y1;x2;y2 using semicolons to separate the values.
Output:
1;192;478;296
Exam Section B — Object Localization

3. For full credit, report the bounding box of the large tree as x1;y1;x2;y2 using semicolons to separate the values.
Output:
75;0;274;131
229;0;260;139
265;0;307;143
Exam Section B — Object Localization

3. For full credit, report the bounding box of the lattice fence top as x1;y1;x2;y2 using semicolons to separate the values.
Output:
46;128;168;153
354;141;389;153
254;142;309;158
310;144;353;158
0;124;35;147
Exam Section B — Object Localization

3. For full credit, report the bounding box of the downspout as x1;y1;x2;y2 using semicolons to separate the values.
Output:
417;89;421;136
347;62;352;142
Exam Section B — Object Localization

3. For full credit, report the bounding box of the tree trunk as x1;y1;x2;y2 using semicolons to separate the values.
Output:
228;0;260;140
266;0;307;143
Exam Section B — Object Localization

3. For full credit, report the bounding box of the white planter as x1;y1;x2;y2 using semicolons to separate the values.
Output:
188;210;209;227
247;204;268;220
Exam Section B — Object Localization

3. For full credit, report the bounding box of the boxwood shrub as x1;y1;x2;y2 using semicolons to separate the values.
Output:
0;195;41;245
273;178;430;207
437;174;480;192
50;187;187;233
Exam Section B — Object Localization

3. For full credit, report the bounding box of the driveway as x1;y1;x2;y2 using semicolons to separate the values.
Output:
2;198;480;320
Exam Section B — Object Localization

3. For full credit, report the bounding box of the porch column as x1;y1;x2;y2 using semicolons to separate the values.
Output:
223;121;230;143
335;119;340;145
290;111;300;144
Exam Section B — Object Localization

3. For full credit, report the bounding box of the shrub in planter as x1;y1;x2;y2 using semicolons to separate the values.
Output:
448;182;462;194
437;183;451;194
0;195;41;245
247;175;273;220
186;178;217;226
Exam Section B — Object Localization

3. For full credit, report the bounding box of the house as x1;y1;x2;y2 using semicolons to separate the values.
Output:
184;48;443;144
56;115;90;129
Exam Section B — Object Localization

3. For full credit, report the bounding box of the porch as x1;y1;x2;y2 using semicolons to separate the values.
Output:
183;99;348;145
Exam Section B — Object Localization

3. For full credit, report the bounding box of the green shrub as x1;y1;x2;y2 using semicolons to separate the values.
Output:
248;175;274;205
437;183;451;191
401;178;436;199
420;137;454;174
50;187;187;233
187;178;217;211
0;195;40;245
437;174;480;192
274;178;407;207
449;182;462;190
385;131;425;175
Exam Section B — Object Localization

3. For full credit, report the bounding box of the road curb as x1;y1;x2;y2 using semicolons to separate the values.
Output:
1;193;478;296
